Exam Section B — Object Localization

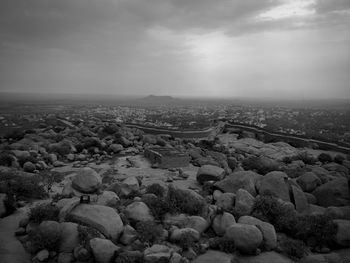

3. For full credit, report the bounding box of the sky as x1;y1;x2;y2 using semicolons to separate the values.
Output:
0;0;349;99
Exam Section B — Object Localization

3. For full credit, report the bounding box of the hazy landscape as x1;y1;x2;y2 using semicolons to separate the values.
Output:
1;1;350;263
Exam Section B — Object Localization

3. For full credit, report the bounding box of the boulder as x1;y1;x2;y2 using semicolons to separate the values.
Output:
96;191;119;207
59;222;79;253
212;212;236;236
323;163;349;178
325;206;350;220
235;189;255;216
216;193;235;211
109;144;123;153
334;220;350;247
256;171;290;202
233;251;294;263
196;165;225;184
144;244;172;263
72;167;102;194
57;197;80;222
299;253;343;263
124;201;154;222
214;171;262;196
170;228;200;242
186;216;209;234
120;225;137;245
23;161;36;173
57;252;74;263
90;238;120;263
291;185;309;214
238;216;277;250
192;250;233;263
297;172;322;192
313;178;350;207
68;204;123;241
225;223;263;254
310;166;333;184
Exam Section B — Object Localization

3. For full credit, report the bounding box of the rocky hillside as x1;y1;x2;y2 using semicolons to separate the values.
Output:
0;121;350;263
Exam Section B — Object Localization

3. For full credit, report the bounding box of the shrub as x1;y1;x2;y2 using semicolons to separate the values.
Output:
209;237;235;253
7;174;47;200
296;152;317;165
334;154;345;164
5;129;25;141
0;152;14;166
145;183;165;197
28;225;61;252
318;153;333;164
135;221;163;244
115;251;143;263
3;193;17;216
103;125;119;135
242;156;279;175
294;215;337;248
166;185;206;216
18;155;37;167
177;232;197;250
251;194;297;233
141;195;171;220
278;237;309;261
29;203;59;224
78;225;101;248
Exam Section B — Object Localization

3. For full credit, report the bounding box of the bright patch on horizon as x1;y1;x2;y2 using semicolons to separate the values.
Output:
258;0;315;20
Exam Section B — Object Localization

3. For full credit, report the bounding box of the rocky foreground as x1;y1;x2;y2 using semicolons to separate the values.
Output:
0;122;350;263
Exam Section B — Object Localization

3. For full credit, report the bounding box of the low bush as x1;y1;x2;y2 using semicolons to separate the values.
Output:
251;194;297;234
296;152;317;165
141;195;171;220
78;225;102;248
294;214;337;248
278;237;309;261
318;153;333;164
166;185;206;216
177;231;197;250
29;203;59;224
0;152;14;166
28;228;61;252
334;154;345;164
145;183;165;197
209;237;236;253
6;174;47;200
135;221;163;244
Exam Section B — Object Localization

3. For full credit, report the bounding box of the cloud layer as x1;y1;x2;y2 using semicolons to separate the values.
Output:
0;0;349;98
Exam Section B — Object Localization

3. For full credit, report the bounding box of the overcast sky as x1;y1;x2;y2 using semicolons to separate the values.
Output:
0;0;349;99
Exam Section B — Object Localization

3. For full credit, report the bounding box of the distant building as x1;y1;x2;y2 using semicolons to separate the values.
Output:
144;147;190;168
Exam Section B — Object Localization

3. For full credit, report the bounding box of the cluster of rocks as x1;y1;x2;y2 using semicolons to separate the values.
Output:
1;121;350;263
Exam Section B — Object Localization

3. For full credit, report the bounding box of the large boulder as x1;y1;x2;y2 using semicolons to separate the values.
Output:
96;191;119;207
212;212;236;236
225;223;263;254
72;167;102;194
297;172;322;192
232;251;294;263
192;250;233;263
214;171;262;196
235;189;255;216
291;185;309;214
310;166;333;184
124;202;154;222
170;228;200;242
256;171;290;202
325;206;350;220
215;193;235;211
108;176;139;197
238;216;277;251
59;222;79;253
323;163;349;178
196;165;225;184
68;204;123;241
144;244;172;263
333;220;350;247
312;178;350;207
90;238;120;263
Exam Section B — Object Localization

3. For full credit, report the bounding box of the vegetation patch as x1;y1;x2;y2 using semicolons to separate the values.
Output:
29;203;60;224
